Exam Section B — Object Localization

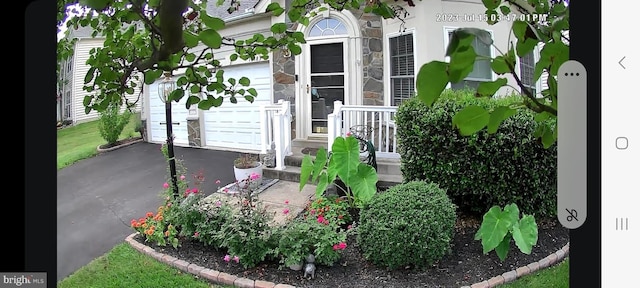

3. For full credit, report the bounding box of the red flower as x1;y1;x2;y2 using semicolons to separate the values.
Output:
317;216;325;224
145;212;153;218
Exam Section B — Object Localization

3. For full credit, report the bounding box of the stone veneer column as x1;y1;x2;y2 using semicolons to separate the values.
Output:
186;104;201;147
272;48;297;139
351;10;384;106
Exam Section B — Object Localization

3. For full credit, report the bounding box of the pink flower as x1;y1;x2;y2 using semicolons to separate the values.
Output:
317;216;325;224
167;202;172;207
180;175;186;180
347;225;352;230
338;242;347;250
346;131;352;136
223;188;229;193
163;182;169;189
310;209;316;215
323;220;329;225
215;179;221;184
233;256;240;263
250;173;261;180
283;208;289;215
333;244;339;251
284;200;289;204
191;188;199;194
193;231;200;238
215;200;222;207
223;255;231;262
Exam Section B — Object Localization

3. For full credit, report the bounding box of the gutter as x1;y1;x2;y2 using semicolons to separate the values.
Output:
223;8;258;24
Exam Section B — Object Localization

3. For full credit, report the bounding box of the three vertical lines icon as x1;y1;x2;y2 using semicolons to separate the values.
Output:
615;218;629;231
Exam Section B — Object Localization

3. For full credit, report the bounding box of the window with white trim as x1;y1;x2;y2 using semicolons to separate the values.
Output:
519;51;536;96
446;29;493;91
389;33;415;106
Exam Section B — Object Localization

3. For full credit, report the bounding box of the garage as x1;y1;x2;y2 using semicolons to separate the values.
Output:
202;62;272;151
147;80;190;146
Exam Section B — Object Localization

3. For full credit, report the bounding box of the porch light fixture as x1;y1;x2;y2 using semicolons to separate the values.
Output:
157;71;180;199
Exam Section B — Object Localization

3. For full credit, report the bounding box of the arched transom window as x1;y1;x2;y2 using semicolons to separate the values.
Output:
308;18;348;37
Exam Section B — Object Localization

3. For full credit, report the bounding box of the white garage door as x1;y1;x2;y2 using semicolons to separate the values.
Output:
148;81;189;146
203;62;271;151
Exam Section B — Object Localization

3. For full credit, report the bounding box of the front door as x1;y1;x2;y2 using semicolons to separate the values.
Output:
305;39;347;136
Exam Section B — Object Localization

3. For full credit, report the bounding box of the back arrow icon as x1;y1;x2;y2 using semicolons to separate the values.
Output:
619;56;626;69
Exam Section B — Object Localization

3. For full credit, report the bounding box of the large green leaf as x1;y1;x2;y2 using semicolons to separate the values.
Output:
144;70;163;85
315;172;329;198
271;23;288;34
516;38;538;58
183;31;199;48
330;137;361;186
311;148;327;183
349;163;378;207
199;29;222;49
445;29;474;56
416;61;449;107
490;56;511;74
487;106;517;133
201;14;225;30
299;155;314;191
494;232;511;261
85;67;96;84
197;96;223;110
475;78;507;98
186;95;200;109
452;105;490;136
448;46;476;83
475;206;514;254
168;89;184;102
482;0;501;10
457;27;493;46
511;215;538;254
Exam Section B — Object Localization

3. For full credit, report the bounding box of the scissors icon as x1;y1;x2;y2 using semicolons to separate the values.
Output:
566;208;578;222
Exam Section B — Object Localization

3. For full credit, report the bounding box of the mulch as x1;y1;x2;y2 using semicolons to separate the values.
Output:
134;214;569;288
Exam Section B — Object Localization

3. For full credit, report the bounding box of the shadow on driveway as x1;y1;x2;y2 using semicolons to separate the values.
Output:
57;142;241;282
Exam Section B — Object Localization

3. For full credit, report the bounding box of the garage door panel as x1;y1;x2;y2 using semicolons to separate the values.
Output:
148;82;189;145
203;62;272;151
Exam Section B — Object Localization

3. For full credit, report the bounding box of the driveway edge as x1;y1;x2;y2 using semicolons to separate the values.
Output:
96;138;143;153
126;232;569;288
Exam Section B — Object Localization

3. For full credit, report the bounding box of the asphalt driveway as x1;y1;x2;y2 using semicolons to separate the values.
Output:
57;142;241;282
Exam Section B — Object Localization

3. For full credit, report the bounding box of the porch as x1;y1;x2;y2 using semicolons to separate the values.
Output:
259;100;402;187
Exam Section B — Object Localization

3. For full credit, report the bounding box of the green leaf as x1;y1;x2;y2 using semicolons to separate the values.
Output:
287;9;302;22
446;29;474;57
190;85;200;94
503;203;520;224
201;14;225;30
266;3;285;16
476;206;514;254
288;43;302;55
512;21;528;40
79;0;110;10
516;38;538;57
239;77;250;86
475;78;508;98
482;0;501;10
292;31;306;43
183;31;199;48
457;27;493;46
300;155;314;191
199;29;222;49
84;67;96;84
228;78;236;86
168;89;184;102
448;46;476;83
185;53;196;62
500;5;511;15
452;105;490;136
416;61;449;107
229;96;237;104
230;54;238;61
186;95;200;108
247;88;258;97
197;96;223;110
349;163;378;207
490;56;511;74
487;106;517;133
243;95;255;103
372;3;395;19
311;148;327;183
534;111;552;122
330;137;361;186
83;95;92;107
541;125;556;148
494;232;511;261
271;23;288;34
512;216;539;255
315;172;329;198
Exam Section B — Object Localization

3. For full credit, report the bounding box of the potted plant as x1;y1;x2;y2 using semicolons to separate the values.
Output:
233;153;263;187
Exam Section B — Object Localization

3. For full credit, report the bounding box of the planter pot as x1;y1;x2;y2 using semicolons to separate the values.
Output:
233;161;263;188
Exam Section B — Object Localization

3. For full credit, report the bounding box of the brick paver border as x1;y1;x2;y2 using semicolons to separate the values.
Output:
126;232;569;288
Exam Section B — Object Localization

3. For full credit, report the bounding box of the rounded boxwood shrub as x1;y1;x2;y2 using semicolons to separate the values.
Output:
357;181;456;269
395;90;557;217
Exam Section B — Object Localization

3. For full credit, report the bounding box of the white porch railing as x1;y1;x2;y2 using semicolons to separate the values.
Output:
327;101;400;159
259;100;292;170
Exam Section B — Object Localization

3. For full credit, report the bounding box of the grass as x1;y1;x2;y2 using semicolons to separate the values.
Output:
499;258;569;287
57;243;230;288
57;115;139;170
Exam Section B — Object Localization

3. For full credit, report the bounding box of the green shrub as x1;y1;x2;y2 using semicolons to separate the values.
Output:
395;90;557;217
98;104;132;144
357;181;457;269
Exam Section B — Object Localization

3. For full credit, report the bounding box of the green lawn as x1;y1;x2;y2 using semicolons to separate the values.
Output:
57;243;229;288
57;116;139;170
499;258;569;288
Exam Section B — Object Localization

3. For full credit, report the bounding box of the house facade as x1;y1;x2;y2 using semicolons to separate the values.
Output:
137;0;551;157
58;26;142;124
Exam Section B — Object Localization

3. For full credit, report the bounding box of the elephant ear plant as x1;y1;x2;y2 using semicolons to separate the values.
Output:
299;136;378;208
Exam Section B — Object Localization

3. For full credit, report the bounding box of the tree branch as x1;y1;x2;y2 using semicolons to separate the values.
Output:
509;65;557;115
